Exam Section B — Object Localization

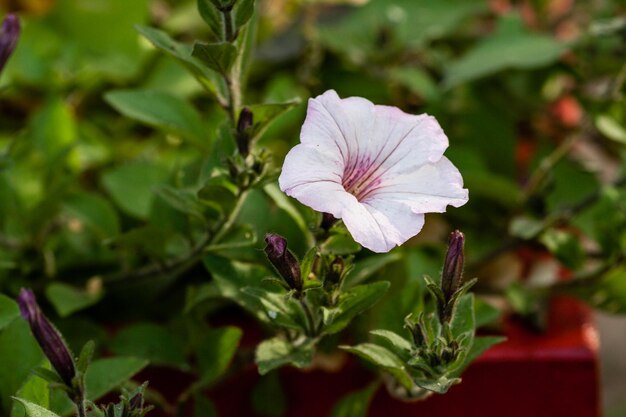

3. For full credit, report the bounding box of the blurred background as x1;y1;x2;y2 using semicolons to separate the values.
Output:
1;0;625;415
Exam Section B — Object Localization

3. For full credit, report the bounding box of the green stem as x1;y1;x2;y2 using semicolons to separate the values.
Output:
222;8;234;42
299;298;316;338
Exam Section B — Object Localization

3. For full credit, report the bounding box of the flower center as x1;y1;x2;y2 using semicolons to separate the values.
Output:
341;157;383;201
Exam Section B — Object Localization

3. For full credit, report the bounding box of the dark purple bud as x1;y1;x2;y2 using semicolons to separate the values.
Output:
17;288;76;387
236;107;253;156
0;14;20;74
264;233;302;292
441;230;465;302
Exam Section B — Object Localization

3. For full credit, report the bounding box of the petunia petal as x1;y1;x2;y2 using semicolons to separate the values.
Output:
341;198;426;253
368;157;468;213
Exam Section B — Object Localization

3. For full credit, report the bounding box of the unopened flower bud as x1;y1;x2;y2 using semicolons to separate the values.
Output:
17;288;76;387
441;230;465;302
404;315;426;348
0;14;20;74
236;107;253;157
264;234;302;292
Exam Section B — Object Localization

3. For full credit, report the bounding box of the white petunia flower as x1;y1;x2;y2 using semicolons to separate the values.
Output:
279;90;468;253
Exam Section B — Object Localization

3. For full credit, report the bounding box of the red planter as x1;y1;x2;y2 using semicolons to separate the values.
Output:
142;296;599;417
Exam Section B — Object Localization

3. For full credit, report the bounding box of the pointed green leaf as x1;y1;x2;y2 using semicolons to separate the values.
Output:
45;283;103;318
323;281;390;335
11;398;59;417
340;344;413;390
242;288;307;331
444;14;567;87
370;330;413;355
135;25;225;99
255;336;314;374
192;42;238;75
75;341;95;375
197;327;243;386
345;253;402;286
110;324;187;369
0;294;20;331
105;89;207;147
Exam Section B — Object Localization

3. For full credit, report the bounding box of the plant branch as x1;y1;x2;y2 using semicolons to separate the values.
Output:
103;189;249;286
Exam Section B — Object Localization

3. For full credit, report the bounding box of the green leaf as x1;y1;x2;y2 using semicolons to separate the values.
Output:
323;281;390;335
248;101;300;142
101;162;169;219
474;298;501;328
299;247;319;282
345;253;402;287
62;193;120;239
242;288;307;331
509;216;544;240
255;336;314;375
234;0;255;30
263;183;314;247
11;363;50;417
196;0;223;41
110;324;187;369
370;329;412;355
86;357;148;400
596;114;626;144
0;294;20;331
50;0;148;77
192;42;238;75
203;254;275;323
45;283;103;318
451;336;505;377
388;68;440;102
251;373;285;417
330;382;379;417
135;25;225;99
413;375;460;394
322;234;361;256
340;343;413;390
444;14;567;87
105;89;207;147
153;185;206;221
198;176;239;219
450;294;475;341
30;97;77;163
75;341;95;375
207;224;258;252
11;398;59;417
0;321;43;415
540;229;584;270
55;357;149;416
318;0;487;63
196;327;242;385
562;267;626;314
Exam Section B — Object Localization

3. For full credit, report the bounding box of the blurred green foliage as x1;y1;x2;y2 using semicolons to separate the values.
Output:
0;0;625;415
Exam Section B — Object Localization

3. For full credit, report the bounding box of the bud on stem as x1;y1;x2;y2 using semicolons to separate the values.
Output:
264;234;302;293
0;14;20;74
441;230;465;303
17;288;76;387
